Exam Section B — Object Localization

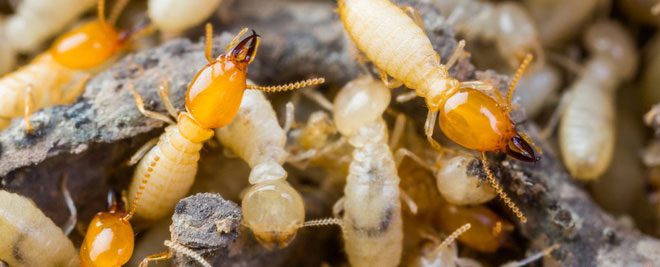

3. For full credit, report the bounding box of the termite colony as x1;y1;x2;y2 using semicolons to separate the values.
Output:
1;0;660;266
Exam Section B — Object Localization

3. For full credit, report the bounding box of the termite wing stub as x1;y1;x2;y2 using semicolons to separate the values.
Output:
0;0;658;265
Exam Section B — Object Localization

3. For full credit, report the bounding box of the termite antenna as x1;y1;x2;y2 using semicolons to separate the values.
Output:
480;152;527;223
108;0;130;25
247;78;326;93
205;23;214;63
164;240;212;267
98;0;107;26
501;243;560;267
432;223;471;255
300;217;344;229
506;53;534;112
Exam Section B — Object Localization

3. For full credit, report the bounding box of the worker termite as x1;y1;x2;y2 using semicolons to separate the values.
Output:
557;20;637;180
126;23;324;222
5;0;96;53
0;0;145;131
79;191;136;267
216;89;305;249
523;0;602;47
338;0;539;223
0;190;78;267
148;0;223;35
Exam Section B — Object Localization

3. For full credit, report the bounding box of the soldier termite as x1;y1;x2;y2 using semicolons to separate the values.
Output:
216;88;305;249
148;0;223;35
126;23;324;222
0;190;78;267
557;20;637;180
0;0;146;132
338;0;539;223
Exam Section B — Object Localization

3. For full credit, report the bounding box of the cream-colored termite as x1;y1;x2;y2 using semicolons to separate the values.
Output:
216;88;306;249
0;190;78;267
523;0;602;47
394;149;496;206
557;20;637;180
6;0;97;53
148;0;223;35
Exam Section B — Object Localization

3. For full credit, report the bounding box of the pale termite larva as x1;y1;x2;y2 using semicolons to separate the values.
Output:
559;20;638;180
148;0;223;34
6;0;97;52
216;88;305;249
0;190;78;267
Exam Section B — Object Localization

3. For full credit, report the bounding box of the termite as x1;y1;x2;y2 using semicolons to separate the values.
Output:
126;23;324;222
79;191;135;267
148;0;223;35
5;0;96;53
0;0;144;131
215;89;305;249
338;0;539;223
0;18;16;74
0;190;78;267
558;20;637;180
523;0;602;47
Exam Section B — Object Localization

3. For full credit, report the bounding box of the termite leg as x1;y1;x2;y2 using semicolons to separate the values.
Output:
125;138;159;166
62;74;91;104
394;148;432;171
300;89;333;111
60;174;77;236
138;251;172;267
396;91;417;103
23;85;35;133
480;152;527;223
283;102;295;133
501;244;560;267
377;68;403;89
332;197;345;217
127;82;176;125
400;190;418;215
389;111;406;148
399;5;425;29
540;90;573;139
445;40;466;69
158;79;179;118
424;110;444;152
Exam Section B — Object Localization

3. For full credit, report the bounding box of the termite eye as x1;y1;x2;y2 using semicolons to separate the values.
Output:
230;30;260;64
506;134;539;162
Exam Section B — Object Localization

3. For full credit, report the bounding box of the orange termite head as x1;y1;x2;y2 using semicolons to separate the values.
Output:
506;132;540;162
80;190;134;267
50;0;141;70
185;29;261;129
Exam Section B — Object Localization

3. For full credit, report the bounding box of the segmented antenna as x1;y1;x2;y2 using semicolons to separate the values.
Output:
481;152;527;223
506;54;534;112
164;240;212;267
432;223;471;255
301;217;344;229
247;78;326;93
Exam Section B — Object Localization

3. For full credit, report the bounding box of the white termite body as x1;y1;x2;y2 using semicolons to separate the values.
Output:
128;113;214;221
216;89;305;248
559;20;638;180
148;0;223;34
6;0;96;52
0;190;78;267
330;76;402;267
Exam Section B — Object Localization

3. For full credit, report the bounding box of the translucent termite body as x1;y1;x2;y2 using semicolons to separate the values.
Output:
6;0;96;53
0;0;137;131
216;89;305;249
523;0;601;47
559;20;638;180
127;24;323;222
0;190;78;267
148;0;223;34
